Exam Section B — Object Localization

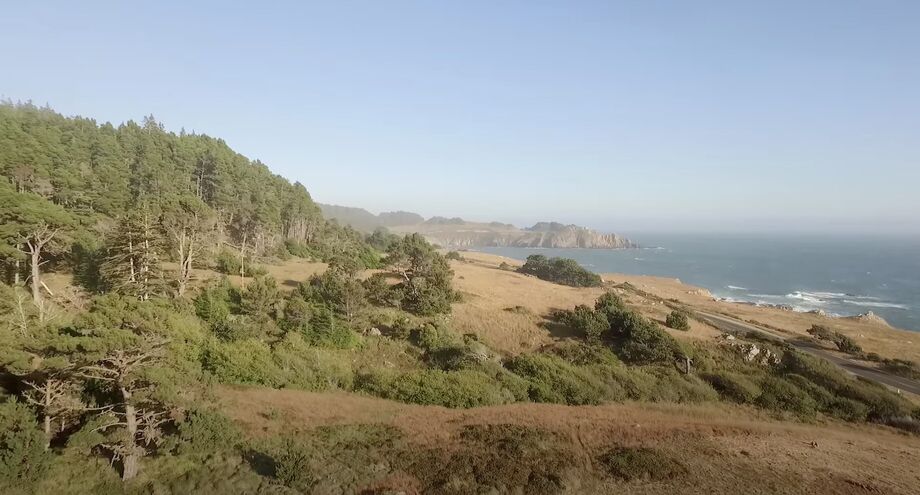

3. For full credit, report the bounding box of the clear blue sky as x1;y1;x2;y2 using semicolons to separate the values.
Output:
3;1;918;233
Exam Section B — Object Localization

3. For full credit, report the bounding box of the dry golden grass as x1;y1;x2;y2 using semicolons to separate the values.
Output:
218;384;920;494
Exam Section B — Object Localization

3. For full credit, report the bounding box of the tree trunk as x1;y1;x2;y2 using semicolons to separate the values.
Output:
120;387;140;480
30;245;42;303
42;387;52;449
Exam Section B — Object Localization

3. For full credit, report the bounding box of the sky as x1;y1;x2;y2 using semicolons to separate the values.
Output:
2;1;918;233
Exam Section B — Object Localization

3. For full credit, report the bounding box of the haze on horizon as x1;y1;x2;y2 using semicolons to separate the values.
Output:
3;1;918;234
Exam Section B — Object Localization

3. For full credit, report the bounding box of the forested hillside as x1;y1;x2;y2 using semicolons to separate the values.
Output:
0;101;380;294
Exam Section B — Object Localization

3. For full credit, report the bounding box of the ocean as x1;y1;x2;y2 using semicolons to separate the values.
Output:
476;233;920;332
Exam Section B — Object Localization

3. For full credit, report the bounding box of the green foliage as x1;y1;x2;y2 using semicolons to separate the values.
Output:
554;304;610;342
702;371;762;403
239;275;281;318
665;310;691;331
518;254;602;287
617;318;683;365
0;399;53;489
194;279;234;326
302;305;360;349
177;408;242;455
271;334;354;390
598;447;686;482
362;272;400;308
365;227;400;252
357;369;515;408
807;324;863;354
383;233;457;316
214;250;242;275
271;437;315;490
506;354;611;405
299;268;366;318
594;291;626;314
203;338;283;386
445;250;463;261
755;376;818;418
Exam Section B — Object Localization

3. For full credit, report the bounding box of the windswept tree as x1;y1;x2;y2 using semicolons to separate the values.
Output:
383;233;456;315
0;183;74;304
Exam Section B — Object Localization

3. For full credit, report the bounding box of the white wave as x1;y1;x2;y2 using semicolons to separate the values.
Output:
785;292;828;305
843;300;909;310
726;285;748;291
633;257;645;261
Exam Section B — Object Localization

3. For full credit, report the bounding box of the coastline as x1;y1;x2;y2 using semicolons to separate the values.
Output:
455;249;920;364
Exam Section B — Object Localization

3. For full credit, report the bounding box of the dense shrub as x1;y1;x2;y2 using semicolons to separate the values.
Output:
445;250;463;261
617;319;683;365
302;305;360;349
756;377;817;418
595;291;626;315
299;268;366;318
177;409;242;455
507;354;611;405
194;280;235;329
665;310;691;331
272;334;354;390
781;351;913;421
271;437;315;490
518;254;602;287
203;338;284;386
0;400;53;489
555;304;610;341
702;371;761;403
357;369;514;408
362;273;400;308
240;276;282;317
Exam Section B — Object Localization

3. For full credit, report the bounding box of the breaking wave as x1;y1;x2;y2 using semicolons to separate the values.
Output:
843;300;909;310
726;285;748;291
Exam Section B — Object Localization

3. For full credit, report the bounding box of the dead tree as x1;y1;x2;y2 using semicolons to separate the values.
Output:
78;336;169;480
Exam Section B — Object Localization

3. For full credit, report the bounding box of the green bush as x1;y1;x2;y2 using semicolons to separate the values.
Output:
240;275;281;317
618;319;683;365
194;279;234;326
598;446;686;481
272;334;354;390
507;354;611;405
362;273;399;308
550;342;622;367
177;409;242;455
445;250;463;261
807;324;862;355
299;268;366;318
702;371;762;403
302;305;360;349
356;369;514;408
756;377;817;418
272;437;315;490
0;400;53;490
215;250;242;275
203;338;284;386
555;305;610;341
665;310;691;331
518;254;602;287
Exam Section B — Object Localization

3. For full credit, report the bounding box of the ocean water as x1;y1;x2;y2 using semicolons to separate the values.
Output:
477;233;920;331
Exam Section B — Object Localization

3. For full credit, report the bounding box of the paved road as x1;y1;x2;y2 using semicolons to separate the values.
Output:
697;311;920;396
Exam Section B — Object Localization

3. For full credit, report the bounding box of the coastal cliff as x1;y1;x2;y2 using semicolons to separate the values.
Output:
392;221;637;249
318;204;636;249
